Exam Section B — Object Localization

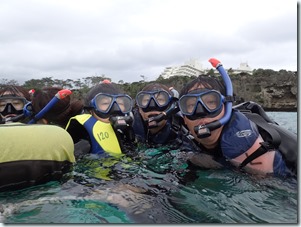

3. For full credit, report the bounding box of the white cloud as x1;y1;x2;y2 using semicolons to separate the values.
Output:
0;0;297;84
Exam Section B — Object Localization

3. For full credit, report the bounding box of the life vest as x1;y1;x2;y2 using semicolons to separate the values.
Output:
222;110;293;176
183;109;294;176
66;114;122;155
233;101;297;175
0;123;75;192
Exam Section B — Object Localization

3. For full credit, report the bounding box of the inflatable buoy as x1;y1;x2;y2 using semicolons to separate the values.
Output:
0;124;75;191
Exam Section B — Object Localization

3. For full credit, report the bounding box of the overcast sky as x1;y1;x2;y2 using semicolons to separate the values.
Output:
0;0;297;84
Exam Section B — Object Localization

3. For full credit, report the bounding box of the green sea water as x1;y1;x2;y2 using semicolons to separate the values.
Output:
0;112;297;224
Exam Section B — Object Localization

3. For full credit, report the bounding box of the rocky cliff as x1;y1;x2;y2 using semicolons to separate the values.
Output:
231;70;297;111
125;69;298;112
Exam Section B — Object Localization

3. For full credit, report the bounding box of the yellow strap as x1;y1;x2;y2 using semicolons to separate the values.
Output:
92;120;122;155
67;114;122;155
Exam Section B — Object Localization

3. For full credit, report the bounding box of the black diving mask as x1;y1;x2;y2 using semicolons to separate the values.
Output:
90;93;133;119
179;89;224;120
136;90;172;112
0;96;28;116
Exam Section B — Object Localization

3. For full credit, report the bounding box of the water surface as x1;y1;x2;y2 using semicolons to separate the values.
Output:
0;112;297;224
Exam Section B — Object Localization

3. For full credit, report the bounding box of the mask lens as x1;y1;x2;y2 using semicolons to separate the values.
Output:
200;92;221;111
154;91;169;107
95;94;113;113
179;96;198;115
136;93;151;108
116;96;132;113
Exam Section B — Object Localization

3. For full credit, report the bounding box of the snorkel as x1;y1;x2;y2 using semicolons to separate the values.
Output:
147;101;179;128
194;58;233;138
26;89;72;124
138;86;179;129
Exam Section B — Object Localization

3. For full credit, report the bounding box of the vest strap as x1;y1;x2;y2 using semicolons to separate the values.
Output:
239;142;273;169
244;112;281;147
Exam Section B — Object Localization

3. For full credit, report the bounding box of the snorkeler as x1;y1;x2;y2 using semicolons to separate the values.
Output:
132;83;181;145
178;58;296;178
66;81;135;158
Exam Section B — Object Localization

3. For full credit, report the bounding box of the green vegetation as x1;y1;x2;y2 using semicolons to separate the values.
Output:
0;69;297;108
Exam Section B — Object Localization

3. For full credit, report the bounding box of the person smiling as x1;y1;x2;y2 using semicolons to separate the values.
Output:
178;75;294;177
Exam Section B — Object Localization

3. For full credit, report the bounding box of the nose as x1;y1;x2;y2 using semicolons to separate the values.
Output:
0;103;17;117
7;104;12;113
110;102;122;114
148;99;156;108
194;102;207;117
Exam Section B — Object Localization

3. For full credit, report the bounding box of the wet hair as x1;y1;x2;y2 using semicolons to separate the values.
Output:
31;87;84;127
141;83;173;96
0;85;30;100
84;83;125;107
179;75;226;97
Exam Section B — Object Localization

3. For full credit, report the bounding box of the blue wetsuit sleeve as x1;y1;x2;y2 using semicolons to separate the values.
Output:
221;111;259;159
273;149;294;177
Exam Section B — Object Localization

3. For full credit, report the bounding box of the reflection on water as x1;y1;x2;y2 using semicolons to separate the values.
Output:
0;112;297;224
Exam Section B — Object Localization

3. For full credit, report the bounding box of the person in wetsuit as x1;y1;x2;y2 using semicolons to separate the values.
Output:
132;83;181;145
178;75;294;178
66;80;135;158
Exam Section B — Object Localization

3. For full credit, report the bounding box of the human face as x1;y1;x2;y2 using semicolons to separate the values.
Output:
90;93;132;121
138;107;168;133
136;89;172;133
93;96;127;123
183;84;225;149
0;91;27;118
136;90;171;112
91;94;132;114
96;96;127;113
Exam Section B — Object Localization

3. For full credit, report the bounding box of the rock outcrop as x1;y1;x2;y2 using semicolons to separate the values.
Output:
231;70;297;111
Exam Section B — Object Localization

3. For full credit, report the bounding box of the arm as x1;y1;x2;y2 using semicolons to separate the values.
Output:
229;136;275;175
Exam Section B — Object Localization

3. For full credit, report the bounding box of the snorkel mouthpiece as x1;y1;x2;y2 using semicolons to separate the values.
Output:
110;115;133;131
146;101;179;129
194;58;233;138
110;115;135;142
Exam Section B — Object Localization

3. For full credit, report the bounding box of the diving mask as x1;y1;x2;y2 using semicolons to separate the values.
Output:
136;90;172;112
179;89;224;120
0;96;28;116
90;93;133;118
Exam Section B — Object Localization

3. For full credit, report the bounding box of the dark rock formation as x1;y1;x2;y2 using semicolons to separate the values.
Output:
124;69;297;112
231;70;297;111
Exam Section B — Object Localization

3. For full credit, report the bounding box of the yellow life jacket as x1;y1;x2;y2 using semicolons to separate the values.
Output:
66;114;122;155
0;123;75;191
